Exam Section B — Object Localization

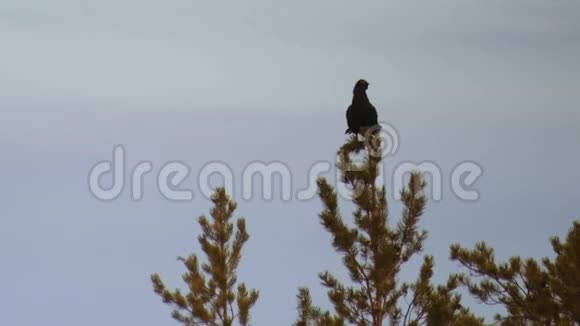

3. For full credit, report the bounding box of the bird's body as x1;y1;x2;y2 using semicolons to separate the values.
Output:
345;79;380;135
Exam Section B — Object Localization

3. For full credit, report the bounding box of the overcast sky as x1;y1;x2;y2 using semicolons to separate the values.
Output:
1;0;579;325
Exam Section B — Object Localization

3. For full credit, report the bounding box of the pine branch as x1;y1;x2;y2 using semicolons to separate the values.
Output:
151;187;259;326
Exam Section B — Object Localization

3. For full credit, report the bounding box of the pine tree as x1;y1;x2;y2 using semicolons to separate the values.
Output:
450;221;580;325
295;134;482;326
151;187;259;326
545;221;580;323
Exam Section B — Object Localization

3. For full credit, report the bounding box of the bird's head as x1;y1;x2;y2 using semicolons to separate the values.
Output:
354;79;369;91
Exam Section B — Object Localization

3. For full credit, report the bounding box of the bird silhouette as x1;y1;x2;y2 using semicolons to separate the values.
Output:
345;79;380;135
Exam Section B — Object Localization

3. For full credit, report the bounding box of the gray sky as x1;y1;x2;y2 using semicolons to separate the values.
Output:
1;0;579;325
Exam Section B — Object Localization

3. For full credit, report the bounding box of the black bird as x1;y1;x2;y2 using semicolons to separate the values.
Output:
345;79;380;135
